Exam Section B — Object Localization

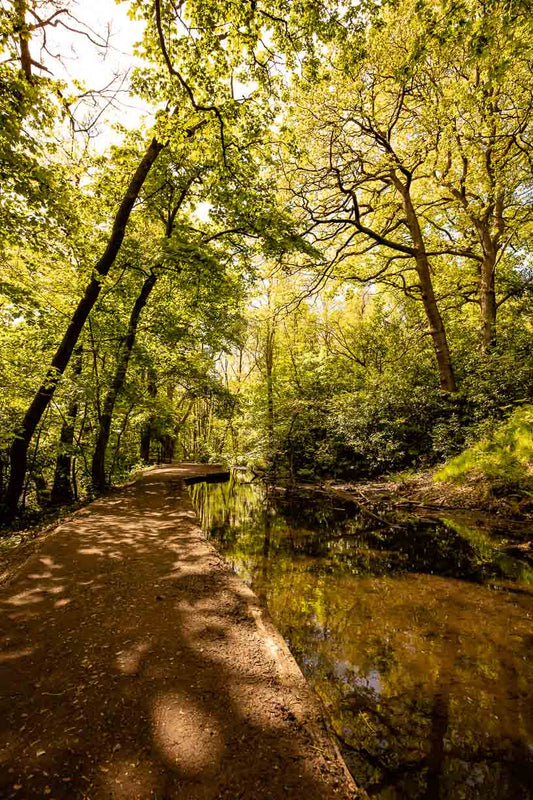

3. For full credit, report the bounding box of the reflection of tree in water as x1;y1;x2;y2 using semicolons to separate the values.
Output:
327;648;453;798
281;575;533;799
189;476;533;799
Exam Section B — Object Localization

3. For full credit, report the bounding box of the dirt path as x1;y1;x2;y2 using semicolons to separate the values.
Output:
0;465;360;800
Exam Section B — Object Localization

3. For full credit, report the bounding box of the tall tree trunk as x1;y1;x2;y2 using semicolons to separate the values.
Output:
480;255;497;352
91;271;157;492
397;178;457;392
51;346;83;505
476;177;503;352
140;427;152;463
140;372;158;462
14;0;33;82
3;138;163;520
265;323;276;466
415;253;457;392
159;435;175;463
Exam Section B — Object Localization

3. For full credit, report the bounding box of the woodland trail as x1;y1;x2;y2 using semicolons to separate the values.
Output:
0;465;359;800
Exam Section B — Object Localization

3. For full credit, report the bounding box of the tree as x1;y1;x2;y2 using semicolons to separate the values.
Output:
3;0;350;517
279;11;472;390
50;346;83;504
421;0;533;349
2;0;533;512
3;133;165;518
90;270;157;491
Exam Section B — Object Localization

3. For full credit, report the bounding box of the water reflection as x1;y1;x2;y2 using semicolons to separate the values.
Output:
189;475;533;799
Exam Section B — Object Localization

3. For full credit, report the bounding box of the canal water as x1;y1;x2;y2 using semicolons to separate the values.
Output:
189;473;533;799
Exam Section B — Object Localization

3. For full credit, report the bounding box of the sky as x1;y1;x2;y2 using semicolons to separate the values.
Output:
37;0;214;221
35;0;154;147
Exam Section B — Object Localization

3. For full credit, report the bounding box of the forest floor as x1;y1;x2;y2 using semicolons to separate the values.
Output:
0;464;361;800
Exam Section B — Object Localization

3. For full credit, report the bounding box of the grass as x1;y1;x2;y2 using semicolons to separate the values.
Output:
434;404;533;495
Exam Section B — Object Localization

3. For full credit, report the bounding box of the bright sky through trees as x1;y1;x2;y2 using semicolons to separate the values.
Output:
33;0;153;145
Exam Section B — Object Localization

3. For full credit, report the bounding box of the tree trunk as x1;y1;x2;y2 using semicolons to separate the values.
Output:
140;368;157;462
51;346;83;505
265;323;276;466
159;434;175;463
14;0;33;82
140;427;151;463
3;137;164;520
91;271;157;492
397;179;457;392
415;253;457;392
480;256;497;351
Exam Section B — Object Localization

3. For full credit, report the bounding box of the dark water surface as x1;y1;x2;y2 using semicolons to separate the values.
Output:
189;474;533;799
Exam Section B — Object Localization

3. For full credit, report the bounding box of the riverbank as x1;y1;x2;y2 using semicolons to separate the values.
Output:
287;468;533;522
0;464;360;799
386;469;532;516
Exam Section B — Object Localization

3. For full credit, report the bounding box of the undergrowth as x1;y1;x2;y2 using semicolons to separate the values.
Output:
434;404;533;494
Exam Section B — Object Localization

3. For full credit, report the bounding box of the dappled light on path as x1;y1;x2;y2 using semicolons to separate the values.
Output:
0;465;354;799
151;691;224;773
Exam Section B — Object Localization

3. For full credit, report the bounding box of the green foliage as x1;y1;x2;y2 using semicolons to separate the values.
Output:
2;0;533;514
435;404;533;491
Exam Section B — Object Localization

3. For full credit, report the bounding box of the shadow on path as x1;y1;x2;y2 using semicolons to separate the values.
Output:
0;465;358;799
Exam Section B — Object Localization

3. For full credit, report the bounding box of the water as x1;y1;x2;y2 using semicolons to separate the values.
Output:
189;473;533;799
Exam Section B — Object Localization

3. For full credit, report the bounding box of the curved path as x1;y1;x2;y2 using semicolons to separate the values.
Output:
0;465;360;799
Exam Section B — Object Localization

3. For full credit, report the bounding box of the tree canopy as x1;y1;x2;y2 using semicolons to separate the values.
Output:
1;0;532;518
